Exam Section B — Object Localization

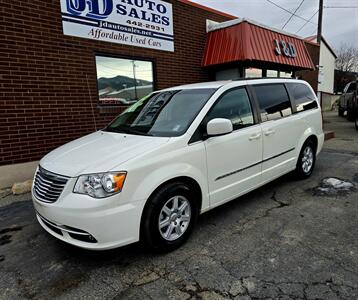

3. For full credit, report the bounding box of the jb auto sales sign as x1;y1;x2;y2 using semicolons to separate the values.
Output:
60;0;174;52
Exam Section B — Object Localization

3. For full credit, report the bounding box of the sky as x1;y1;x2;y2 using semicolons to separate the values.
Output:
96;56;153;81
190;0;358;50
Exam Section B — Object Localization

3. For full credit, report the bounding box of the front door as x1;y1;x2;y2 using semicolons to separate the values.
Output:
204;87;263;207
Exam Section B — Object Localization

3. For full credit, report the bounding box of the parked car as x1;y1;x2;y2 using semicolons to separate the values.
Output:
338;81;357;120
32;78;324;252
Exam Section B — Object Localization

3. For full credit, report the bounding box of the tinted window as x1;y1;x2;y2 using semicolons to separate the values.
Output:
253;84;292;122
288;83;318;112
347;82;357;93
207;88;254;130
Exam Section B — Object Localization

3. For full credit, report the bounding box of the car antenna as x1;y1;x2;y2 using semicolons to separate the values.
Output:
86;74;98;131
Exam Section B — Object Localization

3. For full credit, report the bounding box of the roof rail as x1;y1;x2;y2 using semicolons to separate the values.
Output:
233;77;296;81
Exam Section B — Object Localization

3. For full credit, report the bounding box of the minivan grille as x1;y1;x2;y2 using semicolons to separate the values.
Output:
33;167;69;203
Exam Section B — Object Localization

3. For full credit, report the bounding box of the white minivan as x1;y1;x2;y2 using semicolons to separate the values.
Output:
32;78;324;251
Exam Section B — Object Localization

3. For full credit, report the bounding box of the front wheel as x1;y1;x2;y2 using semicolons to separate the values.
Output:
295;141;316;179
338;107;344;117
141;182;198;252
347;108;355;121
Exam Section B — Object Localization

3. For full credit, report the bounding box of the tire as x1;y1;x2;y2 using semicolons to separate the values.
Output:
141;182;198;252
355;118;358;130
338;107;344;117
347;108;355;121
295;140;316;179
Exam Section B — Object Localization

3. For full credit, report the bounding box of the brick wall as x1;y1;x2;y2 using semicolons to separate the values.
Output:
0;0;230;166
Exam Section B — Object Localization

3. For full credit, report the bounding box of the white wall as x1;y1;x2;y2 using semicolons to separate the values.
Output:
318;41;336;94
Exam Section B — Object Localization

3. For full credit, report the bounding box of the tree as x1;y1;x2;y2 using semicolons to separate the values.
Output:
335;44;358;72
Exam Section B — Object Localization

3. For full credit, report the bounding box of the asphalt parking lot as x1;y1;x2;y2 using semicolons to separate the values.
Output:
1;112;357;300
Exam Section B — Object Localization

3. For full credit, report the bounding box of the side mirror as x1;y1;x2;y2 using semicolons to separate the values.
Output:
206;118;233;137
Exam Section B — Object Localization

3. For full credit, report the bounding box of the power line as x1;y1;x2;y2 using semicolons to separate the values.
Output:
282;0;305;29
265;0;317;25
324;6;358;8
295;9;318;34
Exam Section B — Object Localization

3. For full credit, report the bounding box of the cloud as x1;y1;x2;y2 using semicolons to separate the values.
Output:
190;0;358;49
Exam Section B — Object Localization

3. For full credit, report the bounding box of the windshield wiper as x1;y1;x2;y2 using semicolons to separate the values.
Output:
105;127;152;136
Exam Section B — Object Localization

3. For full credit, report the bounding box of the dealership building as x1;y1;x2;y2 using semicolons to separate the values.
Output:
0;0;333;187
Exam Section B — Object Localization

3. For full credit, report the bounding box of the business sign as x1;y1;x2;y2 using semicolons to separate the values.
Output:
60;0;174;52
274;39;297;58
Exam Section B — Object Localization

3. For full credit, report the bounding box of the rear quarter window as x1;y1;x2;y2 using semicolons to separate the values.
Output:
252;84;292;122
347;83;357;93
287;83;318;112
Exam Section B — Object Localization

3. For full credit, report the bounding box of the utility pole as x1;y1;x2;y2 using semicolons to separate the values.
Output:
316;0;324;118
131;60;138;100
317;0;324;44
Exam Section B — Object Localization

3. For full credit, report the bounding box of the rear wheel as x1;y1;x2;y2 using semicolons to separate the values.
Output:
141;182;198;252
295;140;316;179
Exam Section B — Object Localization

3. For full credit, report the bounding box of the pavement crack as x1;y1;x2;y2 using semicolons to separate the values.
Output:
0;191;12;199
322;148;358;157
230;191;290;236
271;190;290;207
232;275;357;299
179;279;235;299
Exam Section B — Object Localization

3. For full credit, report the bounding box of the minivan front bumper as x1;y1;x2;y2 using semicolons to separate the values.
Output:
32;190;144;250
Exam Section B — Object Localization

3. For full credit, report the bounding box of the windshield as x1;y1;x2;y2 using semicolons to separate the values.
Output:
104;88;216;137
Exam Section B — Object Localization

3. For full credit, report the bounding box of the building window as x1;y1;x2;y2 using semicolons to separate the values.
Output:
215;68;241;80
279;71;293;78
95;55;154;106
266;70;278;77
245;68;262;78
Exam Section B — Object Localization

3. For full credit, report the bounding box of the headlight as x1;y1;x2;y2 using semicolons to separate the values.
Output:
73;172;127;198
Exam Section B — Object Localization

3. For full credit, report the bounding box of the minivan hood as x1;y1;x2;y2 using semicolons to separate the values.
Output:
40;131;170;177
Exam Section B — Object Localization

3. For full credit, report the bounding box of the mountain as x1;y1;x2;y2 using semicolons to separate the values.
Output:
98;75;152;91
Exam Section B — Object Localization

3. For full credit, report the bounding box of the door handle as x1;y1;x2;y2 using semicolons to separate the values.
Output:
249;133;261;141
264;129;275;136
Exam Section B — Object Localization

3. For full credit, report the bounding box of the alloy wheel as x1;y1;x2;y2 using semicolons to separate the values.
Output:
302;146;314;174
158;196;191;241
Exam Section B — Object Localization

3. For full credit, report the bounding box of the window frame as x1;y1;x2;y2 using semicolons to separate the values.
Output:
94;52;157;107
248;82;294;123
106;88;218;138
189;86;259;144
204;86;258;130
286;82;318;114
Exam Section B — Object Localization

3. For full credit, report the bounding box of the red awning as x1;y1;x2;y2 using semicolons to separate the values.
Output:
203;20;315;70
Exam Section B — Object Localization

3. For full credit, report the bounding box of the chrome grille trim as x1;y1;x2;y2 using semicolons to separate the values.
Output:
37;213;88;235
36;212;98;243
33;167;69;203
